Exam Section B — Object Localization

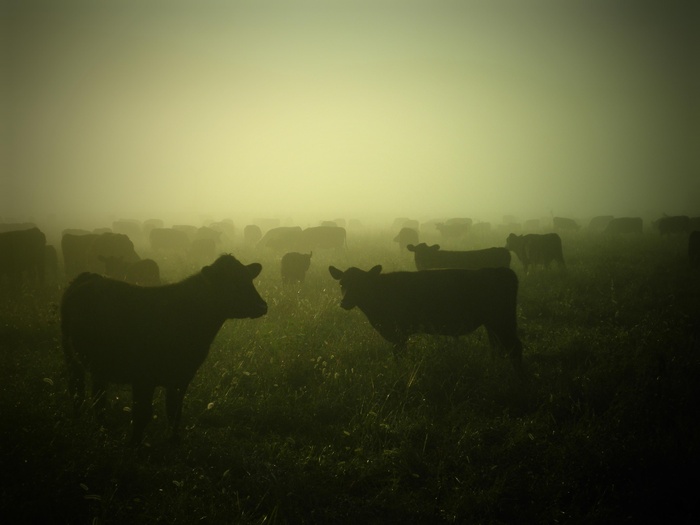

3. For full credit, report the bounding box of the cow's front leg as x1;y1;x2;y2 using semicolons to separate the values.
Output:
131;382;155;446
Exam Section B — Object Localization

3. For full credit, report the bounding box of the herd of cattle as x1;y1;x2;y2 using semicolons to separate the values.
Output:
2;214;699;443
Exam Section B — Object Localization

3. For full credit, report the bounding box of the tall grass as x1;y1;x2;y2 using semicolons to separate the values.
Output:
1;230;698;523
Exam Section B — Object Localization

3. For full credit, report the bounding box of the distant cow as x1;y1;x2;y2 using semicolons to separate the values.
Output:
281;252;312;284
654;215;689;236
506;233;565;272
328;265;523;368
407;243;511;271
689;231;700;268
553;217;579;232
243;225;263;245
588;215;614;232
61;254;267;445
300;226;347;251
0;227;47;289
63;232;140;279
257;226;303;251
393;227;419;251
150;228;191;254
604;217;643;235
436;219;471;240
99;255;161;286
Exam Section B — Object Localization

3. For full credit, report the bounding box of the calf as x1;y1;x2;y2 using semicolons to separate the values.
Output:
61;254;267;445
328;265;522;369
407;243;511;270
281;252;312;284
506;233;565;272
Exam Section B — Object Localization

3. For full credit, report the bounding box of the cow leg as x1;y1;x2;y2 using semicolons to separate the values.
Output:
166;385;188;444
131;382;155;446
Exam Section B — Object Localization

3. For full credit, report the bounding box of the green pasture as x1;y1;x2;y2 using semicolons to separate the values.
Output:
1;230;698;523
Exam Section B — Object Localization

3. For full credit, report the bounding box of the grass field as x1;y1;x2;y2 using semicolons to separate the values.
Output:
1;229;699;524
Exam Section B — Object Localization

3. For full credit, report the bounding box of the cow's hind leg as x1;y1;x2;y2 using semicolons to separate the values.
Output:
166;385;188;444
131;382;155;446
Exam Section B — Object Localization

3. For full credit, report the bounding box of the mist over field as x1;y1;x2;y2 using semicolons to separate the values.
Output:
3;0;698;228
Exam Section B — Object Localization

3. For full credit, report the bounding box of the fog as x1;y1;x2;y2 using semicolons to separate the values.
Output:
3;0;698;228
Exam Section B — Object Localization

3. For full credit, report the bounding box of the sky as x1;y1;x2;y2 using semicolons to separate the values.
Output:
2;0;698;225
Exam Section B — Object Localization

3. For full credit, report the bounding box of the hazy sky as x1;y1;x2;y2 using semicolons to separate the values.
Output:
3;0;698;224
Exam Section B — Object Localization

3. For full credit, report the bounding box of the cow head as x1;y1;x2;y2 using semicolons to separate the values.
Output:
505;234;522;251
328;265;382;310
202;255;267;319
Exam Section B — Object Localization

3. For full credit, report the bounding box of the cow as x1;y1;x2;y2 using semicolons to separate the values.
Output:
407;243;511;271
257;226;303;252
243;225;263;245
281;252;312;284
553;217;579;232
393;227;419;252
300;226;347;251
62;232;140;279
604;217;643;235
0;227;47;290
689;231;700;268
435;218;472;240
588;215;614;232
328;265;523;369
505;233;565;272
150;228;191;254
98;255;161;286
61;254;267;445
654;215;689;236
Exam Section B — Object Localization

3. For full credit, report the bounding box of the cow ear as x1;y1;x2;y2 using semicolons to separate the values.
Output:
328;266;343;280
406;244;415;252
369;265;382;275
246;263;262;279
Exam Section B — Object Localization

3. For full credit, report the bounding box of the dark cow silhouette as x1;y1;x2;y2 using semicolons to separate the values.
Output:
99;255;161;286
654;215;689;236
588;215;614;232
61;254;267;445
604;217;643;235
553;217;579;232
63;232;140;279
300;226;347;251
393;227;419;251
328;265;522;368
243;225;263;245
689;231;700;268
257;226;303;251
0;227;46;289
506;233;565;272
281;252;312;284
407;243;510;270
